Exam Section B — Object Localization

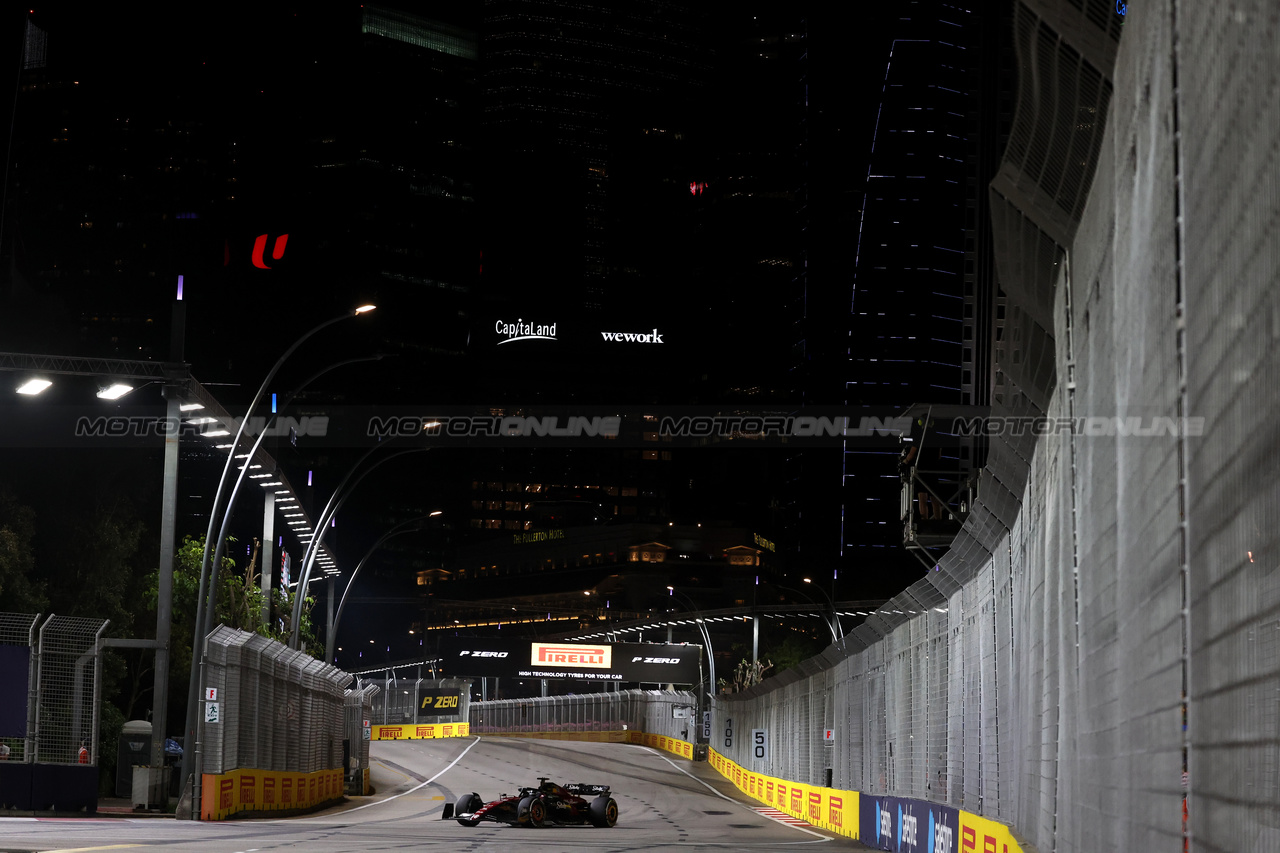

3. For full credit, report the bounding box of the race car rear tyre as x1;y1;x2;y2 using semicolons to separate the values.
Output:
455;793;480;827
527;797;548;827
589;796;618;827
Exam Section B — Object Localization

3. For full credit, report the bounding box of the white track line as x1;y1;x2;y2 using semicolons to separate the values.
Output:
339;736;481;814
629;745;831;842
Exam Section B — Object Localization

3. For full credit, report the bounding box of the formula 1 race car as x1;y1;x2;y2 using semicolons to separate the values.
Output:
444;777;619;828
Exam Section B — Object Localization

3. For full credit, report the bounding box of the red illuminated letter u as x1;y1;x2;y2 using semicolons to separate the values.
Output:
251;233;289;268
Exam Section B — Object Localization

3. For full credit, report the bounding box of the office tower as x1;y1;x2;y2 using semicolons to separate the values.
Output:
479;0;709;318
812;3;1006;594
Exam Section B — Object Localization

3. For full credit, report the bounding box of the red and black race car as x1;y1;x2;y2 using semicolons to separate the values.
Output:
444;777;619;828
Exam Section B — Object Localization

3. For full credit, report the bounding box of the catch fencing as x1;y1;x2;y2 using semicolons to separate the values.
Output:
470;690;697;743
343;683;378;794
198;626;351;776
713;3;1280;852
365;676;471;726
0;612;108;766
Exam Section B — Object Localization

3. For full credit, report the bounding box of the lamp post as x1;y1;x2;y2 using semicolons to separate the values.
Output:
288;444;432;650
326;512;443;663
199;353;384;649
770;581;841;644
666;587;716;711
2;296;191;807
802;576;844;642
180;304;375;818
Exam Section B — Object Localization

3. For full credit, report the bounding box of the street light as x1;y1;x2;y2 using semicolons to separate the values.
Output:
666;587;716;711
326;513;445;662
96;382;134;399
15;378;51;395
288;444;432;649
181;304;375;819
0;338;193;807
200;351;385;651
802;577;844;641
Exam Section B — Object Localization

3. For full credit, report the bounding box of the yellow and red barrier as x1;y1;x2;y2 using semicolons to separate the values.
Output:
707;749;1025;852
200;767;344;820
709;748;857;838
369;722;470;740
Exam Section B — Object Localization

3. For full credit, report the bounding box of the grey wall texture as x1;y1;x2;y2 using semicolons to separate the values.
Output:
712;3;1279;852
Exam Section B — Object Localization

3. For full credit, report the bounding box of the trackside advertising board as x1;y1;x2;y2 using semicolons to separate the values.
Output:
858;794;1025;853
860;795;959;853
416;688;463;717
438;639;701;683
709;748;857;837
200;768;344;820
708;748;1024;852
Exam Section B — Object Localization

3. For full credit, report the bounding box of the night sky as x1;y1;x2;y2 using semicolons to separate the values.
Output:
0;2;1003;669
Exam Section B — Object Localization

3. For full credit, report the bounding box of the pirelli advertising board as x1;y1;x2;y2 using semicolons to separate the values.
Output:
438;639;701;684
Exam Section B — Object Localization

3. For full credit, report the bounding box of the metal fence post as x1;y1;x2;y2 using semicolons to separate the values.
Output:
31;614;53;763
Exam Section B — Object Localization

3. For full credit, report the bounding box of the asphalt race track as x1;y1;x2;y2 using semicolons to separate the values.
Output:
0;737;874;852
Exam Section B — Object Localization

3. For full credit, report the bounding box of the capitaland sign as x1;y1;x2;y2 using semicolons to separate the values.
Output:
496;318;557;344
531;642;612;669
600;328;664;343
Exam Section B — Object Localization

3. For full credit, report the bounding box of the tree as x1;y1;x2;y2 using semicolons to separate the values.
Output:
40;493;153;794
724;621;827;688
143;535;321;751
0;488;48;613
719;658;773;694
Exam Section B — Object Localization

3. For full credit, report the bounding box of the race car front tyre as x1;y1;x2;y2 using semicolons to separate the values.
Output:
588;796;618;827
455;793;481;827
516;795;534;827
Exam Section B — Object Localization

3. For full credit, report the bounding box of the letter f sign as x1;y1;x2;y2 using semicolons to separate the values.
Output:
251;233;289;269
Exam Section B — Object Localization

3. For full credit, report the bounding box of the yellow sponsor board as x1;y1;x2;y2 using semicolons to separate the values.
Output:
707;749;1027;850
637;731;695;760
370;722;471;740
708;749;858;840
200;767;344;820
959;811;1026;853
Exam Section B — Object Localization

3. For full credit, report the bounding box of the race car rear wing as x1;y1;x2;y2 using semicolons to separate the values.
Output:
566;783;611;796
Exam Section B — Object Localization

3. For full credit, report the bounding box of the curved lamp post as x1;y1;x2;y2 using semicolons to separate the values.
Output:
802;576;844;642
325;512;443;663
180;304;374;818
773;582;840;644
199;352;385;646
288;444;432;649
666;587;716;710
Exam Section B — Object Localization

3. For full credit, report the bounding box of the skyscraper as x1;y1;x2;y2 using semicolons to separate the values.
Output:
793;3;1008;593
479;0;709;319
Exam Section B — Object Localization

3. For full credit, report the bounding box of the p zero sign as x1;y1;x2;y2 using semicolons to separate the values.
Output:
440;640;701;683
417;689;462;717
